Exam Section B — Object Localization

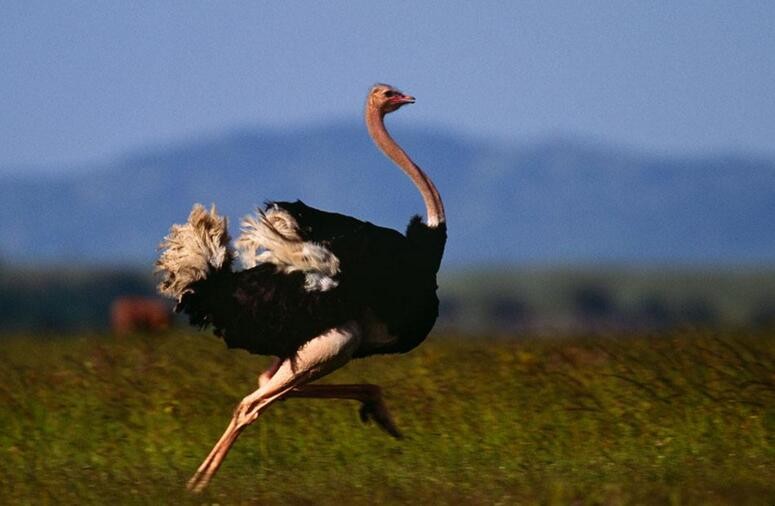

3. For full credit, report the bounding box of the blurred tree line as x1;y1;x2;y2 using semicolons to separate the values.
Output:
0;263;774;334
436;267;775;333
0;265;155;332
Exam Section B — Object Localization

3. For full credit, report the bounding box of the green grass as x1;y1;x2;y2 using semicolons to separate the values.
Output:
1;329;773;505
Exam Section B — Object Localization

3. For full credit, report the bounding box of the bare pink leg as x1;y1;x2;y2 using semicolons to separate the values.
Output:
285;384;402;438
187;323;361;493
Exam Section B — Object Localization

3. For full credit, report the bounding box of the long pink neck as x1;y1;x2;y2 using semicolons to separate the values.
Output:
365;105;445;227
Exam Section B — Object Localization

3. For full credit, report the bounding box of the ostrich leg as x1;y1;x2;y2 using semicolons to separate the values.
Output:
258;360;401;438
187;323;361;493
285;384;402;438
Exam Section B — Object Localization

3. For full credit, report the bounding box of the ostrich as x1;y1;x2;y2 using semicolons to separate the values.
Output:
156;83;446;492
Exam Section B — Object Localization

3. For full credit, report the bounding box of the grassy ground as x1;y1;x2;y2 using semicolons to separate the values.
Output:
0;329;773;505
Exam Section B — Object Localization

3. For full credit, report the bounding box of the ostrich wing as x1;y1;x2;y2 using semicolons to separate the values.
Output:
235;200;367;291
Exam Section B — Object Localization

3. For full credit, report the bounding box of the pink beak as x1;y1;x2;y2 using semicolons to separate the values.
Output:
392;94;415;105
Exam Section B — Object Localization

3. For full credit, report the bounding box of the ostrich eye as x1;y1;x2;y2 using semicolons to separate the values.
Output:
384;90;396;98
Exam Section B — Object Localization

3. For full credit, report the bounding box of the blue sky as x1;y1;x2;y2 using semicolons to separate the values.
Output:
2;1;774;169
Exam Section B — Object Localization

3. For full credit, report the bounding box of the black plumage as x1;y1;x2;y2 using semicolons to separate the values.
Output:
177;200;447;359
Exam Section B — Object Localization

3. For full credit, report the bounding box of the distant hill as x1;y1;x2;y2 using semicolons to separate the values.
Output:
1;122;774;265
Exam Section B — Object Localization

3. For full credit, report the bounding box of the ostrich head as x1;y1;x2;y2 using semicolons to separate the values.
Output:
368;83;415;115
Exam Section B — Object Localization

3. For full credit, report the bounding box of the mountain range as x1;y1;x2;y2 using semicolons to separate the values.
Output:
1;122;774;266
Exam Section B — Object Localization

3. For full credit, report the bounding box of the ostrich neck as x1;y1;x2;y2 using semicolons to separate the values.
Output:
365;106;445;227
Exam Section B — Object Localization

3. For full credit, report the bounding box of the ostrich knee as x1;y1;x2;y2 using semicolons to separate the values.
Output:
258;357;282;388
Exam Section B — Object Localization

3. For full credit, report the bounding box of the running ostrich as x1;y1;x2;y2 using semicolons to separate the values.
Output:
156;84;446;492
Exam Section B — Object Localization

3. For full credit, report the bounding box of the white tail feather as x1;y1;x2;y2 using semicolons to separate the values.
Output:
236;206;340;291
155;204;233;301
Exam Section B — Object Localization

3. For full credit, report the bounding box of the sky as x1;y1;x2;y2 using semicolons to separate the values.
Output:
1;1;774;170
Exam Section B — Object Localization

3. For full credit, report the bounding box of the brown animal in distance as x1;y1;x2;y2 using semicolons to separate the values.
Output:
110;297;171;335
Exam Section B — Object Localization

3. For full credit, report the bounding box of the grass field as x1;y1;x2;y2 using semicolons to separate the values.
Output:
0;329;773;505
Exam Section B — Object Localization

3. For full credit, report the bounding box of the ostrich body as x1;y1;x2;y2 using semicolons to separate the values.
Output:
156;84;446;492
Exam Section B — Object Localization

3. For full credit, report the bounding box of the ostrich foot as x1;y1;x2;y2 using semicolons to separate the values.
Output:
187;414;247;493
359;398;402;439
283;383;403;438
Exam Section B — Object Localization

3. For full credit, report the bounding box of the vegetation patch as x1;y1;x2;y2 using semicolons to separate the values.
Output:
0;330;773;504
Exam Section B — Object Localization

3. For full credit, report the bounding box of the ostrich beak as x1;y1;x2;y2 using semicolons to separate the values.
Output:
400;95;416;104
